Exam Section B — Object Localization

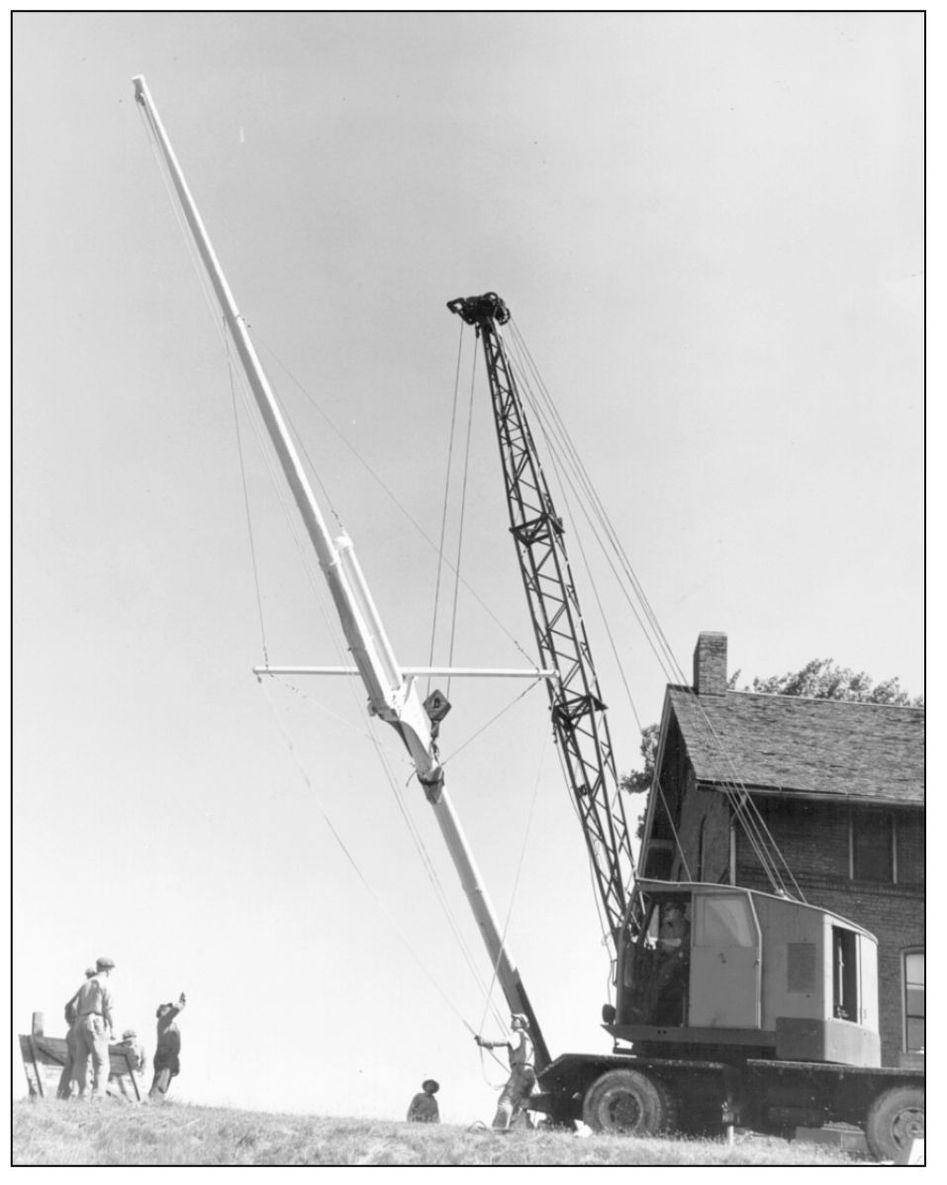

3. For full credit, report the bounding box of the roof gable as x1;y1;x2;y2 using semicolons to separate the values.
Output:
665;687;924;805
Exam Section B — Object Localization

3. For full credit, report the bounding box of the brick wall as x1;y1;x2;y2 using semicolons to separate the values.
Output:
671;785;731;884
693;632;728;696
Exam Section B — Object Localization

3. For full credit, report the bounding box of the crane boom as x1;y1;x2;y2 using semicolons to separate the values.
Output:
134;78;550;1070
448;293;636;954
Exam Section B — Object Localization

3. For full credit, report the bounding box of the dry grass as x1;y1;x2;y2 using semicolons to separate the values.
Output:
13;1099;866;1166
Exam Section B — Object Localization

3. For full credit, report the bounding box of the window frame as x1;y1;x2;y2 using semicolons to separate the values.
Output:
848;809;922;886
902;948;924;1053
831;926;859;1021
849;809;895;883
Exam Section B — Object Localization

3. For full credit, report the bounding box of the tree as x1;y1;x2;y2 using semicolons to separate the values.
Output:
742;658;923;706
620;659;923;835
620;723;660;797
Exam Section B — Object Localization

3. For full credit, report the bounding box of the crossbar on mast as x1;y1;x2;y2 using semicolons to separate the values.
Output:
254;666;556;679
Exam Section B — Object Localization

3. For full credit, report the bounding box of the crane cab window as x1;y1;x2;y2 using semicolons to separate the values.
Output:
693;893;756;948
621;894;692;1026
832;926;858;1021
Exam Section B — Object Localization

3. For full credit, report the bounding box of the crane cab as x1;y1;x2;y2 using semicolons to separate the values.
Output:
608;879;880;1067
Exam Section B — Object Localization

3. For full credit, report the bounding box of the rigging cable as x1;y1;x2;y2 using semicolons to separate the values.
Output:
439;678;544;770
258;678;484;1036
256;338;537;669
551;739;617;968
476;732;548;1082
445;342;480;701
427;320;465;695
517;351;798;896
503;318;803;900
654;775;694;881
226;337;269;668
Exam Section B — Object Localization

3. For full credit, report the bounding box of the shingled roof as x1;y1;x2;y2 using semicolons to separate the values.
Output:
666;687;924;805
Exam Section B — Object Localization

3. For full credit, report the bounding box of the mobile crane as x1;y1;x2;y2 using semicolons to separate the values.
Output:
447;292;924;1161
135;78;923;1161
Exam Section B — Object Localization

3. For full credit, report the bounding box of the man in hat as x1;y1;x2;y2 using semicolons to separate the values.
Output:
118;1028;146;1074
57;966;97;1099
475;1013;536;1131
406;1078;440;1123
149;992;186;1100
115;1028;147;1100
70;956;116;1099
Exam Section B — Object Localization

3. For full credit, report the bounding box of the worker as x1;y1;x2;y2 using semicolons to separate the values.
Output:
658;900;690;953
57;966;97;1099
149;992;186;1101
115;1029;148;1101
475;1013;536;1131
70;956;116;1100
118;1028;147;1074
406;1078;441;1123
653;901;690;1025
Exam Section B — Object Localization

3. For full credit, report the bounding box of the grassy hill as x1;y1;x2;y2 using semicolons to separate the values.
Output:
13;1100;864;1166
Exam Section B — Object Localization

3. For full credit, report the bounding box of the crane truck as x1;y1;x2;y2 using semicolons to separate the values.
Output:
446;291;924;1162
134;77;923;1162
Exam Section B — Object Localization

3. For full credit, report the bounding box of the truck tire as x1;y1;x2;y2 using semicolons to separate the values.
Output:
582;1069;674;1136
865;1086;924;1162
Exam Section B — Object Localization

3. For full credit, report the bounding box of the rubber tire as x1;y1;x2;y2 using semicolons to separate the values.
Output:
582;1069;673;1136
865;1086;924;1162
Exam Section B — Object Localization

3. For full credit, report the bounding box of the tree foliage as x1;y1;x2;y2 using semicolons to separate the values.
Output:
741;658;923;706
619;723;660;796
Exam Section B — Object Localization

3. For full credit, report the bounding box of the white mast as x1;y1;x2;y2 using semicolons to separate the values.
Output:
133;76;550;1067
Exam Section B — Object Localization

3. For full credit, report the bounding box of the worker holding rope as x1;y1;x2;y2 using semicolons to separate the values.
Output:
475;1013;536;1131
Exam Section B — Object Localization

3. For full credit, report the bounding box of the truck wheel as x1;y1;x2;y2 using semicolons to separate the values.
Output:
582;1069;674;1136
865;1086;924;1162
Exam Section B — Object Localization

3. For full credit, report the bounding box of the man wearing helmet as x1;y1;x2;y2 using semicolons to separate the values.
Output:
475;1013;536;1130
70;956;116;1099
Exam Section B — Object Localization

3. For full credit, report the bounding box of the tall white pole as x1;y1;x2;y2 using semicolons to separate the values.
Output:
134;76;551;1068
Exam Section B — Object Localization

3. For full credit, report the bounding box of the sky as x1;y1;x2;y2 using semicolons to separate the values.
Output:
12;11;923;1127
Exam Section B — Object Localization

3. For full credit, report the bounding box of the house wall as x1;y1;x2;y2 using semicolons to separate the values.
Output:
730;797;923;1067
670;784;731;885
643;716;691;881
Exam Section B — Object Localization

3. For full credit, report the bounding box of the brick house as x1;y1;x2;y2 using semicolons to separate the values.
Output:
638;632;924;1067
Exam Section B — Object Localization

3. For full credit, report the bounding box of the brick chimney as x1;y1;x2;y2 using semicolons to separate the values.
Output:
693;632;728;695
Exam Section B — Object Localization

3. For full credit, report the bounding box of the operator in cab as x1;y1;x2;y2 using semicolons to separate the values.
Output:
654;901;690;1025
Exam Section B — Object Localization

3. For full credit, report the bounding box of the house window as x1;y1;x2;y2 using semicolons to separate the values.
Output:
851;812;894;882
849;811;924;885
895;814;924;886
903;950;924;1052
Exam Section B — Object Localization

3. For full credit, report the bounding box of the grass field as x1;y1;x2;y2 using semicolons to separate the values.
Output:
13;1100;866;1166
